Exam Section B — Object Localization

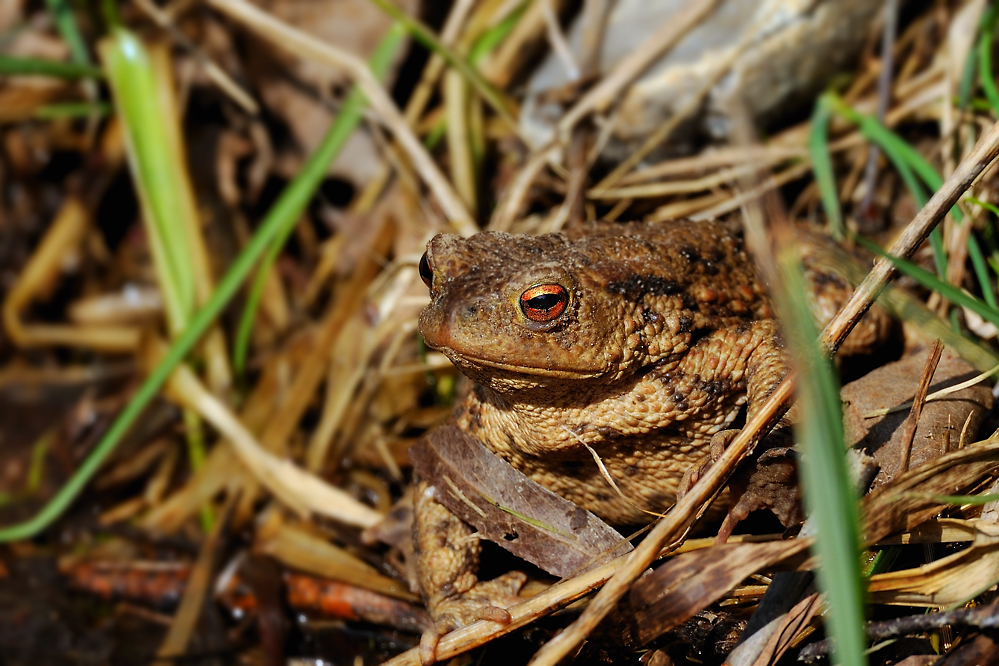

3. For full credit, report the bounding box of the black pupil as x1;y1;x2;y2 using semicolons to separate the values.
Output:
527;293;562;311
419;252;432;287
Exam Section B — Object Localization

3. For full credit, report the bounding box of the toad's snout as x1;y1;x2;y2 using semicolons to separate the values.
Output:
419;291;497;354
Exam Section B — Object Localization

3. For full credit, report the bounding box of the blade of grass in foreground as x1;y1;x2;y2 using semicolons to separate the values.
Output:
808;93;843;240
232;23;405;376
100;28;196;334
776;245;867;666
824;93;948;279
855;235;999;330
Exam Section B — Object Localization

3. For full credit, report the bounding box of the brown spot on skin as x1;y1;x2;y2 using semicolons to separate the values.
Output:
678;246;701;263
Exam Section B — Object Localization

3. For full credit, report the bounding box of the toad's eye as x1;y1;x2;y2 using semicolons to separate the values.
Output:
519;284;569;322
419;252;433;288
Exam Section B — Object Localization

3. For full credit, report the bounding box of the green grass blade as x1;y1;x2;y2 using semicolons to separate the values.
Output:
0;210;282;541
855;235;999;329
835;107;997;305
809;93;844;240
0;81;339;541
0;26;409;544
967;233;997;309
825;93;949;277
968;198;999;287
979;3;999;116
776;247;867;666
232;23;405;375
0;54;102;78
35;101;111;119
468;0;529;65
44;0;91;67
100;28;196;334
367;0;518;131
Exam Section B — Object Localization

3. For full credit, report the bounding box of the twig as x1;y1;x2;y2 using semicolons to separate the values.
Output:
162;342;382;527
799;603;999;661
205;0;476;236
481;0;547;89
541;0;578;81
557;0;720;137
132;0;258;114
897;339;944;474
490;0;720;229
858;0;899;225
683;163;812;222
490;143;560;230
403;0;476;126
153;495;231;665
577;0;611;80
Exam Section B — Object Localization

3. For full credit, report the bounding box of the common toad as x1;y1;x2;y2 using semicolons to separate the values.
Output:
411;219;887;661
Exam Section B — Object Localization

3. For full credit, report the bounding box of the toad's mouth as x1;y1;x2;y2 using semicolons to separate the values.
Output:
437;346;607;380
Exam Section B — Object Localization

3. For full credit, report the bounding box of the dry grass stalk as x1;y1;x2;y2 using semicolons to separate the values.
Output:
132;0;258;113
898;340;945;474
205;0;477;235
160;341;382;528
153;497;230;665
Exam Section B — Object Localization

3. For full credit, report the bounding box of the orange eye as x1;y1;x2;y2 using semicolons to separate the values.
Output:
418;252;433;288
520;284;569;322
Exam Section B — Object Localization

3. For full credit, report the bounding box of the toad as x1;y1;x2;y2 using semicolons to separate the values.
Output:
411;219;888;661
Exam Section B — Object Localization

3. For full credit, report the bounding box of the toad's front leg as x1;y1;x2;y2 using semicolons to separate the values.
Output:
676;320;802;536
413;478;526;665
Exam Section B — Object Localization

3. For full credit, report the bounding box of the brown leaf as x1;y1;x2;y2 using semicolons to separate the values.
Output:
869;522;999;607
625;539;809;645
862;438;999;545
842;349;993;488
409;424;632;578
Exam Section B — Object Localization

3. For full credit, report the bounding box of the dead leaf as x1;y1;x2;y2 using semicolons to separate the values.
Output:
842;349;994;488
870;521;999;607
862;438;999;544
410;423;633;578
625;539;809;646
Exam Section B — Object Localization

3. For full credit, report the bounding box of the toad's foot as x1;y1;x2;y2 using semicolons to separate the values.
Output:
676;429;738;500
418;571;527;665
414;478;527;664
676;429;802;543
